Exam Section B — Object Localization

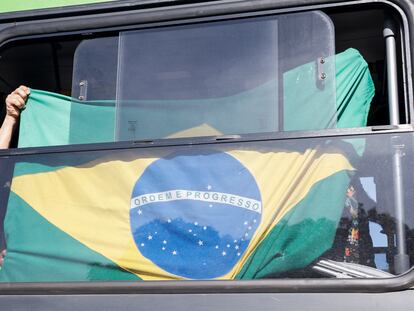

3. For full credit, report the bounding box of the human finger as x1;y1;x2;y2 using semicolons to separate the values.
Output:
7;94;25;109
13;86;30;101
18;85;30;95
5;95;21;119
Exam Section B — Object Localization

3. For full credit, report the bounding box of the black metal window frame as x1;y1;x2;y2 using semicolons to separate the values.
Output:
0;0;413;295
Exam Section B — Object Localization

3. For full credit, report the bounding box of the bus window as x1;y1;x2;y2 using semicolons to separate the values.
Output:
0;10;392;148
3;11;340;147
0;131;414;281
69;11;338;143
0;3;411;287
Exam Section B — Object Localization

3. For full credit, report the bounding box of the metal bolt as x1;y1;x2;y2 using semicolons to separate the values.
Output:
79;81;85;86
320;72;327;80
320;58;325;64
78;95;85;100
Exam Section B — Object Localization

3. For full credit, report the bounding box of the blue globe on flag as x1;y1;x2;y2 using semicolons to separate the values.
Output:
130;151;262;279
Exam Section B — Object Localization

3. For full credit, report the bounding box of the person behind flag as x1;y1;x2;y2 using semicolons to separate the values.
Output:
0;85;30;149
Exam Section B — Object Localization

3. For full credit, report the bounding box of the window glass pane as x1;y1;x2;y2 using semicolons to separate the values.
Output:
63;11;340;147
116;17;280;140
115;12;335;140
2;131;414;281
72;36;119;101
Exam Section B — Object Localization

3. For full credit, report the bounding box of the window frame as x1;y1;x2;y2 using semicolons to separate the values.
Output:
0;0;413;294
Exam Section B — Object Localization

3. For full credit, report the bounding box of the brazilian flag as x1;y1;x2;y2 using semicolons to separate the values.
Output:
2;145;353;281
0;48;374;281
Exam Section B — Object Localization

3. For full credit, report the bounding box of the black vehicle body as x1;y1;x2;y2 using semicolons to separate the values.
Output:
0;0;414;310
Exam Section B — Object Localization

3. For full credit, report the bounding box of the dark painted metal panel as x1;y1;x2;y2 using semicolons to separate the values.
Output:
0;291;414;311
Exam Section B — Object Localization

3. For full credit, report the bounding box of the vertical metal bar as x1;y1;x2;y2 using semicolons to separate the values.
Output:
278;64;284;132
384;20;400;124
399;22;410;124
383;17;409;274
391;138;409;274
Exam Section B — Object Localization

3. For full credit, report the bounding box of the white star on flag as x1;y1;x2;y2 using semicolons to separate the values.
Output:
198;240;204;246
172;250;177;255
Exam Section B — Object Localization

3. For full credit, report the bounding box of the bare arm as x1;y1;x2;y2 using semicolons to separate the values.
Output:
0;86;30;149
0;115;17;149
